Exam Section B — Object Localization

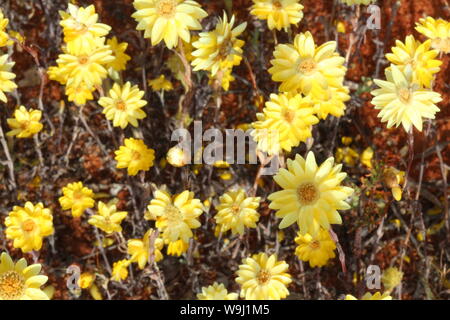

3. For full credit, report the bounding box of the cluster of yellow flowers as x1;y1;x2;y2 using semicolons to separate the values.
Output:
371;21;448;132
251;29;349;155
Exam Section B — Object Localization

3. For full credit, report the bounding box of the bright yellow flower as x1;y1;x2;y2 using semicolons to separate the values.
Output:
415;17;450;53
148;75;173;91
360;147;373;169
107;37;131;71
382;267;403;291
114;138;155;176
65;80;95;106
0;54;17;102
382;167;405;201
5;202;54;253
78;272;95;289
340;0;374;4
250;0;304;31
59;181;95;218
192;13;247;76
127;228;164;269
166;146;188;167
386;35;442;88
132;0;207;49
268;152;354;235
269;31;346;94
371;65;442;132
56;41;115;88
214;189;261;236
59;4;111;55
99;82;147;129
208;66;235;91
310;85;350;119
0;9;10;47
6;106;43;138
251;93;318;154
111;259;130;282
236;253;292;300
166;239;189;256
345;292;392;300
294;228;336;267
146;189;203;243
197;282;238;300
250;113;282;156
335;146;359;167
0;252;49;300
88;201;128;234
47;65;69;85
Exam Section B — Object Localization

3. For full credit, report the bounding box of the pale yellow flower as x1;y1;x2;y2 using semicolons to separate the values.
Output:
250;0;304;31
59;181;95;218
88;201;128;234
114;138;155;176
294;228;336;267
127;229;164;269
197;282;238;300
7;106;43;138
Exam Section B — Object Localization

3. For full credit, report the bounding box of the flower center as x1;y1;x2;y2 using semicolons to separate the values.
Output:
0;271;26;300
116;100;127;111
283;109;296;123
273;1;283;9
78;56;89;65
398;88;412;104
20;120;30;130
22;219;36;232
165;204;183;221
231;205;240;214
309;240;320;249
257;270;271;285
157;0;176;18
218;39;233;59
131;150;141;161
297;183;319;205
298;58;317;75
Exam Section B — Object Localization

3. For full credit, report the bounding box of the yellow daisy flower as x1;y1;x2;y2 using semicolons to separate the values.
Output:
214;189;261;236
251;93;318;153
127;228;164;269
111;259;130;282
78;272;95;289
250;0;304;31
47;65;69;85
59;181;95;218
56;40;115;88
382;267;403;292
148;75;174;91
59;4;111;55
99;82;147;129
0;54;17;102
88;201;128;234
294;228;336;267
5;202;54;253
0;9;11;47
0;252;49;300
345;292;392;300
371;65;442;132
146;189;203;243
250;113;282;156
65;80;95;106
268;152;354;235
415;17;450;54
106;36;131;72
132;0;207;49
6;106;43;138
166;239;189;256
269;31;346;94
166;146;188;167
382;167;405;201
208;66;235;91
309;85;350;119
192;13;247;76
197;282;238;300
236;253;292;300
386;35;442;88
114;138;155;176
